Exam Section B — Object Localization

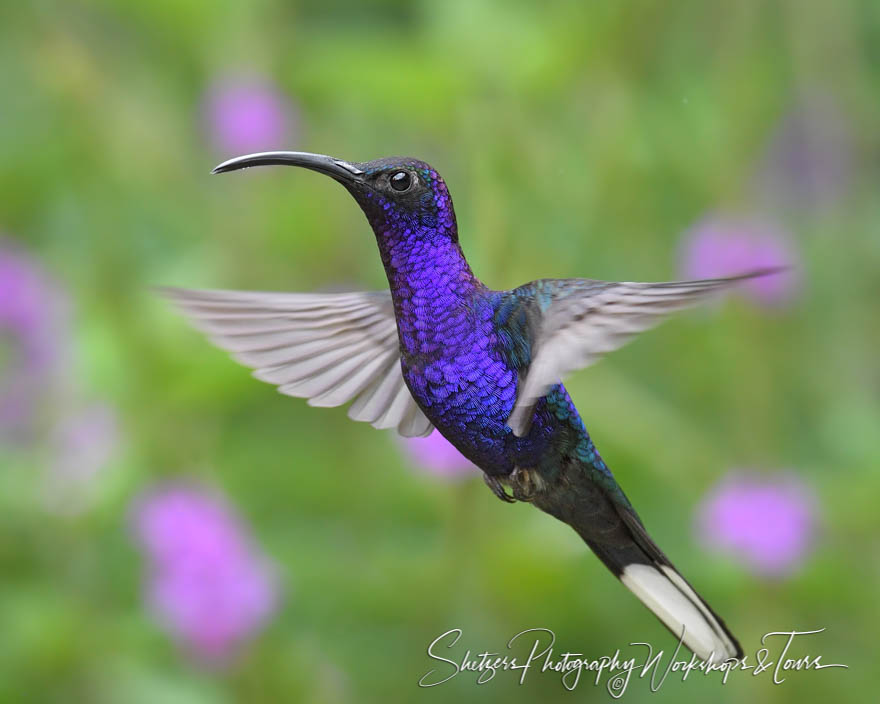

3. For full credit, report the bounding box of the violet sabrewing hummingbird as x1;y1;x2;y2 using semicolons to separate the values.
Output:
165;150;778;662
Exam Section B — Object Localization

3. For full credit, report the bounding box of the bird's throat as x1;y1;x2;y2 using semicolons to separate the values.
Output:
374;225;483;358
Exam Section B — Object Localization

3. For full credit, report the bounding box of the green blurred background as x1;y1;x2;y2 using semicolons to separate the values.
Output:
1;0;878;702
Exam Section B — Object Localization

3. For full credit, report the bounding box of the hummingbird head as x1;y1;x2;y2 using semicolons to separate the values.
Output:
212;151;459;244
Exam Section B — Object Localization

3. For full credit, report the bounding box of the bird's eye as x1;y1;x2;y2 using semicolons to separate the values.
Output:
390;171;412;192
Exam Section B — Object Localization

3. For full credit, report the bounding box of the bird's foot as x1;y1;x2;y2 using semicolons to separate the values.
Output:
509;467;542;502
483;473;515;503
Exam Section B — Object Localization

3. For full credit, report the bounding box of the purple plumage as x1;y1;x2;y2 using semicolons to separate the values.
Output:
352;160;580;475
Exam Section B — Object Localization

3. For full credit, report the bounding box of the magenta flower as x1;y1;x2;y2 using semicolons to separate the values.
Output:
695;472;817;577
44;402;119;514
204;73;298;155
0;238;69;440
679;216;799;306
132;483;280;662
398;430;478;479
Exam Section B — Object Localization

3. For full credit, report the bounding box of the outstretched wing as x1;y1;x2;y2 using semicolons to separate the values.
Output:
162;288;434;437
506;269;780;436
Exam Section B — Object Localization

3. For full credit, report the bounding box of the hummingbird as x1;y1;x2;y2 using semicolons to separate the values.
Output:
165;150;775;662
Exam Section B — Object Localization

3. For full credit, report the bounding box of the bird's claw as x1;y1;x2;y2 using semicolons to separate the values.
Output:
483;473;515;503
483;468;542;503
509;467;541;502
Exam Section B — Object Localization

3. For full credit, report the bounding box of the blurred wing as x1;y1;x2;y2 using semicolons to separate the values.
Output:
162;288;434;437
507;270;777;436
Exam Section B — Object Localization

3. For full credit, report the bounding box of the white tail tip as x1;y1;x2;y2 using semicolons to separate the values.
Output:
620;563;740;662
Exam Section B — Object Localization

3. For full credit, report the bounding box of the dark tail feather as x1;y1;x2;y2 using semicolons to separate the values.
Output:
585;520;743;662
527;463;743;662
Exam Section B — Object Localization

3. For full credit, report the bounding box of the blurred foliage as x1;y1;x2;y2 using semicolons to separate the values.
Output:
1;0;879;702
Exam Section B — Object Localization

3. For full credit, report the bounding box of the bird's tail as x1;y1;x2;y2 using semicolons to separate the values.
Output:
522;462;743;663
584;512;743;663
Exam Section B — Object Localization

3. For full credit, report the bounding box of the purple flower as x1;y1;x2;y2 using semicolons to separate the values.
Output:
132;483;280;662
44;402;119;514
756;95;854;208
695;472;817;577
0;238;69;440
679;215;800;306
398;430;478;479
203;73;298;155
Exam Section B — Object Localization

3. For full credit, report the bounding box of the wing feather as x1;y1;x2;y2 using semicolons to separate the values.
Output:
162;287;434;437
506;270;780;436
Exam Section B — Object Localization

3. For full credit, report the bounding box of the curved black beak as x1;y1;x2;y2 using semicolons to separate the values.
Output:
212;151;364;184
